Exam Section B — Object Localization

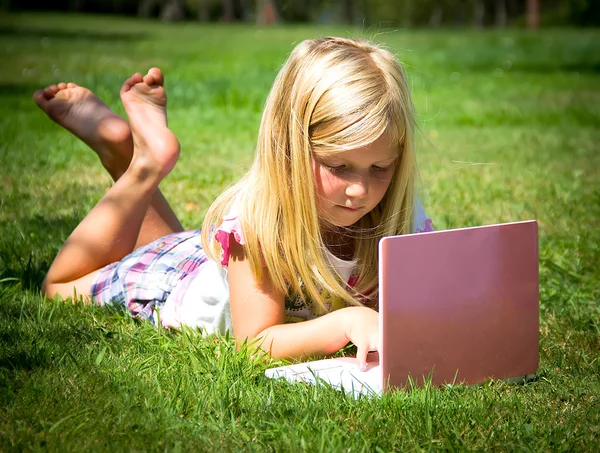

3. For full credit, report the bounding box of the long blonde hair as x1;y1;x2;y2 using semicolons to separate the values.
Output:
202;36;417;310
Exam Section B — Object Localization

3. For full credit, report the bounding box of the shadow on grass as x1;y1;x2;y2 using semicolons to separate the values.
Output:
0;213;82;291
0;25;146;42
0;248;48;291
0;304;101;384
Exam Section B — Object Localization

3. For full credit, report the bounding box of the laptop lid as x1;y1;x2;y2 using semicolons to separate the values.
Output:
378;220;539;390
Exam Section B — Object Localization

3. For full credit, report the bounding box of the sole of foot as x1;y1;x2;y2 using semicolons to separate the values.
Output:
33;82;133;176
120;68;180;180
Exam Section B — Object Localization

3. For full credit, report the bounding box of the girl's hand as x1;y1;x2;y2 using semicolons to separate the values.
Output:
344;306;379;371
229;238;379;362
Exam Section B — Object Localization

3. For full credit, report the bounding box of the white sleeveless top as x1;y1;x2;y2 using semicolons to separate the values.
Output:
159;202;433;334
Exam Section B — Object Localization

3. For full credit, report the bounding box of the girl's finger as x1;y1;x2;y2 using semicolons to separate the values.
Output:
356;345;368;371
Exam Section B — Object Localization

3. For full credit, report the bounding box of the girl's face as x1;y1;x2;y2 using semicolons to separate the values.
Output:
312;134;399;227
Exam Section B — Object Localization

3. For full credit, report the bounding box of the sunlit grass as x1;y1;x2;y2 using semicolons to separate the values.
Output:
0;13;599;452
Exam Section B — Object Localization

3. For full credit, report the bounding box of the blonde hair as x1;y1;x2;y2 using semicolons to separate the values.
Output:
202;36;417;310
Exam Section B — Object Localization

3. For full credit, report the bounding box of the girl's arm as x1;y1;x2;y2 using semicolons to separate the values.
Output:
227;238;378;369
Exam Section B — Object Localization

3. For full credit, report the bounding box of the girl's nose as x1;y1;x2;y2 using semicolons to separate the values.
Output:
346;177;369;199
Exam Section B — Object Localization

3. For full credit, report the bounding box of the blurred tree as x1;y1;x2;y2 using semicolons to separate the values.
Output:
256;0;278;25
69;0;85;10
222;0;234;21
424;0;469;28
161;0;185;19
343;0;355;24
4;0;597;27
473;0;485;27
138;0;160;17
273;0;314;22
401;0;414;28
429;0;443;27
221;0;244;21
495;0;507;27
196;0;209;20
527;0;540;28
569;0;600;26
196;0;210;22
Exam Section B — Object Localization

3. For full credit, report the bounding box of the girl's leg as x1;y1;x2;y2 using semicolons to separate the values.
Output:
41;68;180;299
33;78;183;250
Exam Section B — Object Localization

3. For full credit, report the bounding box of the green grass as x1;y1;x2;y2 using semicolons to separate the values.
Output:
1;12;599;452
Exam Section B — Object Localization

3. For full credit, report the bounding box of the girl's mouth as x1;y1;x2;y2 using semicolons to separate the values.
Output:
339;205;362;212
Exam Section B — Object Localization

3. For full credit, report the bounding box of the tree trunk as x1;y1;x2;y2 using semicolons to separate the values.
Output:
495;0;507;27
70;0;85;11
526;0;539;29
401;0;413;28
507;0;517;24
160;0;185;20
256;0;278;25
453;0;468;27
344;0;355;25
473;0;485;28
197;0;209;21
221;0;234;21
138;0;157;17
429;4;443;27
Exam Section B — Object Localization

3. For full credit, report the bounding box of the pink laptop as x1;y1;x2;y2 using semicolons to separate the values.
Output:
265;220;539;395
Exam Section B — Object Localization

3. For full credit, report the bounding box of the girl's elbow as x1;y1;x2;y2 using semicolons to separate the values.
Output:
234;326;276;355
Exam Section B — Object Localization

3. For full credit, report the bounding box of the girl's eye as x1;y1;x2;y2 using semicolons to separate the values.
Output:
371;165;392;172
325;164;346;173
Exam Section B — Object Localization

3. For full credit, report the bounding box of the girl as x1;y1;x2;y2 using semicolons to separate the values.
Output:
34;37;433;370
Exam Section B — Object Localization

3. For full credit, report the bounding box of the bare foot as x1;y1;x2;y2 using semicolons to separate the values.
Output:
120;68;180;180
33;83;133;179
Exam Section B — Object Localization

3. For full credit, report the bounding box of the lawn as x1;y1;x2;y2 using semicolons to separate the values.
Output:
1;12;599;452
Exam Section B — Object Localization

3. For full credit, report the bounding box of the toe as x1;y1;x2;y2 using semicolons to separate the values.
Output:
33;89;46;105
131;72;143;84
142;73;154;86
67;82;77;88
147;67;164;86
57;82;67;90
123;73;142;89
120;82;131;95
43;86;57;99
121;73;140;94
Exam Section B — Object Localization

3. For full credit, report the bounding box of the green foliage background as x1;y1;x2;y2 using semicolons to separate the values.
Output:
5;0;600;27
